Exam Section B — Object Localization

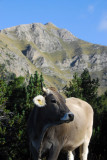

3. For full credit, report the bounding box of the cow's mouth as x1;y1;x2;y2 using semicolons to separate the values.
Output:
60;111;74;123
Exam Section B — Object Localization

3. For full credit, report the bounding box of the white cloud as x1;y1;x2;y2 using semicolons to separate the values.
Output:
99;14;107;31
88;5;94;14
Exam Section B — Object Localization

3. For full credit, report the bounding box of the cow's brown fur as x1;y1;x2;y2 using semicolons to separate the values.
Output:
42;96;93;160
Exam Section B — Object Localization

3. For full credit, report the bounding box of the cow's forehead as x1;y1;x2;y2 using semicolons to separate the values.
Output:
47;92;63;104
47;92;57;99
43;87;66;104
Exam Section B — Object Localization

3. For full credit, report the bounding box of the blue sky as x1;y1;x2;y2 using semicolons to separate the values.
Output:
0;0;107;46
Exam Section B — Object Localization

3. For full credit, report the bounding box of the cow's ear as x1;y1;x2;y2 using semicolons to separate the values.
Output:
33;95;46;107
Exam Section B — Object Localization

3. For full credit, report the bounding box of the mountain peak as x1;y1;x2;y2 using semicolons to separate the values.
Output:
45;22;58;29
1;22;77;53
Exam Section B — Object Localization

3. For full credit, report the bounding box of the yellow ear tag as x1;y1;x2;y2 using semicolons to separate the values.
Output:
38;99;43;105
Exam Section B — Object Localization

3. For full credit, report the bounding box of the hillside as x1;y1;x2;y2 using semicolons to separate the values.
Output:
0;22;107;93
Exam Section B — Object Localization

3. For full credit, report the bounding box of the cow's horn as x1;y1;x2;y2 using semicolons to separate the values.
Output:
43;87;51;95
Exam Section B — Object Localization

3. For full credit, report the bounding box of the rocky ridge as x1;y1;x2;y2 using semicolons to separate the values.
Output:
0;22;107;93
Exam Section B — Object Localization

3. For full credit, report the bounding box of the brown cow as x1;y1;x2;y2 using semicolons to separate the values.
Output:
28;87;93;160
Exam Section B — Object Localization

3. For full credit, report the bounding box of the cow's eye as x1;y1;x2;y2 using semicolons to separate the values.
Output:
51;99;57;103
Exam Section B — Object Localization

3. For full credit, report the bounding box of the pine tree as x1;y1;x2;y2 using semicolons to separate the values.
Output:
80;69;99;105
0;71;45;160
64;69;99;106
64;73;83;99
25;71;44;108
0;78;7;107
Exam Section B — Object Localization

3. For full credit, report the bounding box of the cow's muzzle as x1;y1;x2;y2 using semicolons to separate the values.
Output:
60;112;74;122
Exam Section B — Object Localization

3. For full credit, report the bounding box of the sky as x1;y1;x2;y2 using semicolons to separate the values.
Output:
0;0;107;46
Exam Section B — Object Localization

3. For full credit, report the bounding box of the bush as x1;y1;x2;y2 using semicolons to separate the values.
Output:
0;71;45;160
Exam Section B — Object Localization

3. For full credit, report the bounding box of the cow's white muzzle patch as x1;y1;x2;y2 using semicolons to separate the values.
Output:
33;95;46;107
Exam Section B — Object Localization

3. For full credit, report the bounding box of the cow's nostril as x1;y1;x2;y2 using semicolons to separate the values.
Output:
60;112;74;122
68;114;72;118
68;113;74;121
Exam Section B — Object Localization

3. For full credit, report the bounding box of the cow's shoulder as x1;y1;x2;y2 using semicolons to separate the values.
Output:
66;97;93;114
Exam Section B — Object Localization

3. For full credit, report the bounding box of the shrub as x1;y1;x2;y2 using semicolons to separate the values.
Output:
0;71;45;160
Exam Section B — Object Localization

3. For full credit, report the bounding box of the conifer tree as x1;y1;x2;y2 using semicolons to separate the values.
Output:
25;71;44;108
80;69;99;105
64;69;99;106
64;73;83;99
0;71;45;160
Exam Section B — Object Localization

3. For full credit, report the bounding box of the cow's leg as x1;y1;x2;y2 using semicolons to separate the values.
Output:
47;144;61;160
79;144;83;160
79;137;91;160
67;151;74;160
80;126;92;160
80;142;89;160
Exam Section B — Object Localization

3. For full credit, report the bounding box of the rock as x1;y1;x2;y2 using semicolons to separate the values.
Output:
57;29;77;42
1;23;62;53
0;47;34;77
22;44;40;62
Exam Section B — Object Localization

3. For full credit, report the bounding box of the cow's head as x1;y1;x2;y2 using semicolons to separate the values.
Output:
33;87;74;124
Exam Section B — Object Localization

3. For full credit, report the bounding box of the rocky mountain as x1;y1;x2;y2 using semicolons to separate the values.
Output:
0;22;107;93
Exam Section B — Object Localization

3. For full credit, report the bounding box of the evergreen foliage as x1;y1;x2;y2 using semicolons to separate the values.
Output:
0;71;45;160
64;68;107;160
64;73;83;99
0;68;106;160
64;69;100;106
